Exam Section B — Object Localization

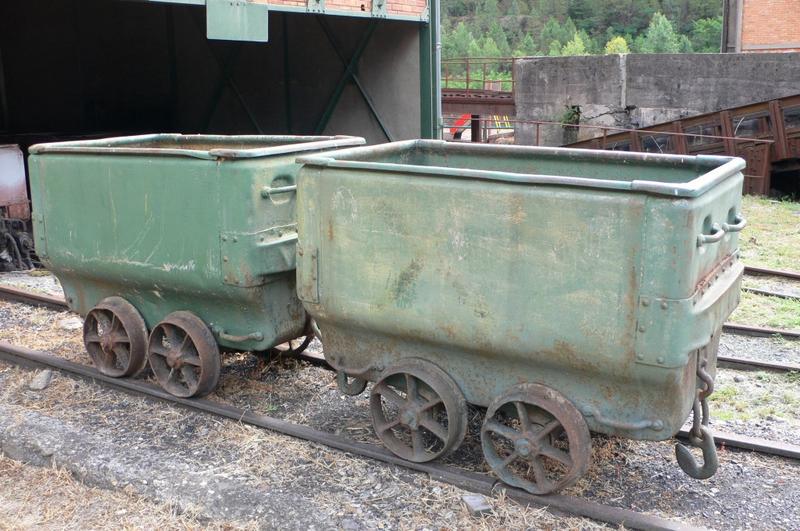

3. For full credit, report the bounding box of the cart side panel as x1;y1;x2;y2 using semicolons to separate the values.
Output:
299;168;647;378
29;152;306;351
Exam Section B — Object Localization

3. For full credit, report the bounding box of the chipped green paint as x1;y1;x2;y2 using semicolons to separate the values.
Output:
28;134;364;352
296;140;746;441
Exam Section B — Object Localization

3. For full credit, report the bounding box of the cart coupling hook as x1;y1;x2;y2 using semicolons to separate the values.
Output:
676;423;718;480
676;360;718;480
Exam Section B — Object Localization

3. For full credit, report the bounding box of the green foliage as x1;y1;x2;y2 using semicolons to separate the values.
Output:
604;36;630;54
691;16;723;53
638;12;680;53
440;0;723;59
560;32;588;55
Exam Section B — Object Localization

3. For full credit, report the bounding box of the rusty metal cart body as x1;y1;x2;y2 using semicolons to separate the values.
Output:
28;133;364;397
295;140;746;494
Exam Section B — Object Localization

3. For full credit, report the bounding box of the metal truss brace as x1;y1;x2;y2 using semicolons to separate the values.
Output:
314;18;394;141
191;15;265;133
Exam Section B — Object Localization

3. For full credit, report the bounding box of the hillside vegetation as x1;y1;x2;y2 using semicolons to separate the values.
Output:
442;0;723;58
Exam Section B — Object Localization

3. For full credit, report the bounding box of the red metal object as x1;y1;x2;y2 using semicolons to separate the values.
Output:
0;144;30;219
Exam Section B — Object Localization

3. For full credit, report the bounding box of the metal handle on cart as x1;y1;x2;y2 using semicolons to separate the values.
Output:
722;214;747;232
697;223;725;247
261;184;297;197
212;326;264;343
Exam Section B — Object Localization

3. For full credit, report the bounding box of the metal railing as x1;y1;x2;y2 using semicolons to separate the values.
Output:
442;115;776;148
441;57;517;94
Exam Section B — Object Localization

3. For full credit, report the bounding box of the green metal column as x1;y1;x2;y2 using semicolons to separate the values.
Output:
419;1;439;139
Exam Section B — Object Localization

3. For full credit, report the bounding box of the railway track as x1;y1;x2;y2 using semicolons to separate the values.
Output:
1;283;800;529
744;265;800;282
1;283;799;452
0;340;691;531
2;284;797;371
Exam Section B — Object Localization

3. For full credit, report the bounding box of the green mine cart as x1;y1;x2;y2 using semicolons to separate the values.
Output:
295;140;746;494
28;134;364;397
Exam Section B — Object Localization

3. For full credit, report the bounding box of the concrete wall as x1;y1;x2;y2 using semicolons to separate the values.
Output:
514;53;800;147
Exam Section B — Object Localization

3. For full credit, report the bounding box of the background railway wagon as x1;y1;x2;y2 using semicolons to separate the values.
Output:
0;0;441;269
568;95;800;197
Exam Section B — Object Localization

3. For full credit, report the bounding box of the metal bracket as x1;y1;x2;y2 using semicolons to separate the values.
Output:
371;0;388;17
206;0;269;43
297;245;319;303
307;0;326;13
419;4;429;20
220;224;297;287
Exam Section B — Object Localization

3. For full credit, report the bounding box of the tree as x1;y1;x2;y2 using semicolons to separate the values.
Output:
639;12;681;53
678;34;694;53
507;0;523;17
480;36;502;58
442;22;474;59
540;17;568;48
488;21;512;57
691;16;723;53
604;36;630;54
477;0;500;32
576;29;599;54
513;33;538;57
547;40;563;56
561;33;588;56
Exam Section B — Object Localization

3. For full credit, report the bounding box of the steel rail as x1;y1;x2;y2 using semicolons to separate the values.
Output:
722;323;800;340
0;284;797;372
717;355;800;373
0;341;691;531
744;266;800;282
676;429;800;461
0;284;68;312
741;286;800;301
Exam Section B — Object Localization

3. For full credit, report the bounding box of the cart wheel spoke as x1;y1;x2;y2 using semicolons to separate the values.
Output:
418;397;444;413
499;451;519;470
374;382;405;407
531;457;553;492
410;428;424;460
538;443;573;467
484;419;520;441
405;373;419;401
481;383;591;495
535;419;562;442
516;401;532;432
376;418;402;433
370;359;467;463
420;416;448;442
149;344;169;357
181;366;199;388
181;354;203;367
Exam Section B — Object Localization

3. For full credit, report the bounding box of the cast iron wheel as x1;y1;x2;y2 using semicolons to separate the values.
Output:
147;311;220;398
83;297;148;378
370;358;468;463
481;383;591;495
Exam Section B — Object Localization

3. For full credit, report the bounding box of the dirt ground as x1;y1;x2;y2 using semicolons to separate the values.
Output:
1;276;799;530
0;455;245;531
